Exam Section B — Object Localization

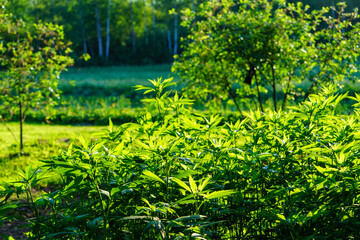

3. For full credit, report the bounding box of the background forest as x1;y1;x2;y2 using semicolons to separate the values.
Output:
5;0;360;65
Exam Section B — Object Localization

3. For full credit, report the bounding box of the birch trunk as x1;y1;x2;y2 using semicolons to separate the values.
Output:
94;0;103;57
106;0;111;60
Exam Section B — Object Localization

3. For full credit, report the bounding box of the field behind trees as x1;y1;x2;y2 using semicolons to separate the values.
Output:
2;0;360;239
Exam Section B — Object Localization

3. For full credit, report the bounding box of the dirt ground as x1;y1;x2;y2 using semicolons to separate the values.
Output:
1;205;31;239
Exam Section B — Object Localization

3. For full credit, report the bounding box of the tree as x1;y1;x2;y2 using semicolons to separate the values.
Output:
105;0;112;60
78;0;88;55
94;0;104;57
173;0;360;114
0;2;73;152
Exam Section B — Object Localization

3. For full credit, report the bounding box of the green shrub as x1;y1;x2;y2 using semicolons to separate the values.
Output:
2;79;360;239
173;0;360;113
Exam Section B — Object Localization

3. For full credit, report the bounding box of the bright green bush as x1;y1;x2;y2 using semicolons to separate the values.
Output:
2;78;360;239
173;0;360;113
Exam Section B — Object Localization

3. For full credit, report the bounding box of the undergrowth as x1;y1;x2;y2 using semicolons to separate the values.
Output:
1;78;360;239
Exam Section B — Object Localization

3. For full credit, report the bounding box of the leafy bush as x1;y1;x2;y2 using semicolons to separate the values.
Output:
2;78;360;239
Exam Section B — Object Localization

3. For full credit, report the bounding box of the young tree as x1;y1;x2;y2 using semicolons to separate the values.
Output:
173;0;360;113
0;3;73;152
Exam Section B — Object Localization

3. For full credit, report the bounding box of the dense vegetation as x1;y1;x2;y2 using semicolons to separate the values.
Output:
2;0;360;239
2;79;360;239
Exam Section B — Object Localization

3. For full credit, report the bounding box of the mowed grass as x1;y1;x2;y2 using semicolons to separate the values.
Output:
0;123;104;184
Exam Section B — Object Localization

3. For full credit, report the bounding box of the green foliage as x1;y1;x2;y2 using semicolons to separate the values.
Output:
173;0;360;112
0;1;73;151
2;78;360;239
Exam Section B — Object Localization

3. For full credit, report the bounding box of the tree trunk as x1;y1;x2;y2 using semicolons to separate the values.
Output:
281;75;292;111
225;79;244;118
78;0;87;55
106;0;111;61
254;71;264;112
130;0;136;54
167;29;172;53
173;0;178;55
271;63;277;111
88;41;95;58
94;0;103;57
19;101;23;152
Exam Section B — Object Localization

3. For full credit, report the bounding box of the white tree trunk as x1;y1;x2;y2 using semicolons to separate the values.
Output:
106;0;111;60
94;0;103;57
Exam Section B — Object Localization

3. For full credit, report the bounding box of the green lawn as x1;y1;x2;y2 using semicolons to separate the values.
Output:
0;122;104;184
60;64;176;84
59;64;179;96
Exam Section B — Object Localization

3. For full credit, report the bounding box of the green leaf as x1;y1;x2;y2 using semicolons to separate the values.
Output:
189;175;197;194
108;118;113;132
100;189;110;198
172;177;191;193
206;190;236;200
198;176;212;192
78;136;88;149
142;170;165;184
